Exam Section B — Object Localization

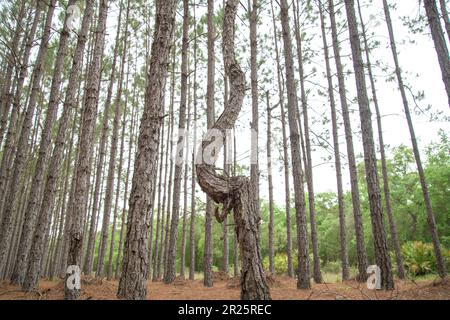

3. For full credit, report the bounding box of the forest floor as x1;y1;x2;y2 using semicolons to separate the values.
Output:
0;273;448;300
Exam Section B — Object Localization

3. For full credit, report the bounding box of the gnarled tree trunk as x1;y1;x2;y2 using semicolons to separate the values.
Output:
195;0;271;300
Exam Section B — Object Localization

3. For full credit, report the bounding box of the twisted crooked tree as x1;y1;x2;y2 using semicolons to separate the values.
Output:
195;0;271;300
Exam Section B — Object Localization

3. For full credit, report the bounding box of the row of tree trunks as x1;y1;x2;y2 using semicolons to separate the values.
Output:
270;0;294;278
97;0;131;279
11;0;77;286
328;0;368;281
0;1;26;147
165;0;190;284
357;0;405;279
65;0;109;300
84;0;125;276
0;3;42;217
291;0;322;284
383;0;447;279
0;0;56;277
317;0;350;281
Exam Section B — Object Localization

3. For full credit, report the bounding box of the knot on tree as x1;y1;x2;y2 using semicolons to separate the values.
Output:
214;194;233;223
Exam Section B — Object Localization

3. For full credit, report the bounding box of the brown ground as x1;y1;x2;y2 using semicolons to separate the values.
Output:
0;273;448;300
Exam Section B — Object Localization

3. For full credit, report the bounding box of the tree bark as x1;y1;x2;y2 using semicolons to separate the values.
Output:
266;92;275;274
358;0;405;279
248;0;260;239
203;0;216;288
423;0;450;106
189;5;198;280
64;0;109;300
165;0;190;284
278;0;310;289
117;0;176;300
439;0;450;43
292;0;323;284
344;0;394;290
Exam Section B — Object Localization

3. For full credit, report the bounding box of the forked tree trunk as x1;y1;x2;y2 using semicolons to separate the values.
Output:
117;0;176;300
318;0;350;281
344;0;394;290
195;0;271;300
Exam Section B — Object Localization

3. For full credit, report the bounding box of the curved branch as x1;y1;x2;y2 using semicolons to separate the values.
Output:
195;0;245;205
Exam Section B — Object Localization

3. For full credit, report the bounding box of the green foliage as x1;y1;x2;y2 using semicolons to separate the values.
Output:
401;241;450;276
263;252;298;274
101;135;449;278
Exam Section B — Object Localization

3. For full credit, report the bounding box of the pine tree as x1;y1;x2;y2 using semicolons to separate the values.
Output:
117;0;177;300
344;0;394;290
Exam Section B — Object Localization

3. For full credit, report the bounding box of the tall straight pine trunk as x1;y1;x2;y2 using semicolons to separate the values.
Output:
328;0;368;281
357;0;405;279
318;0;350;281
344;0;394;290
117;0;176;300
278;0;310;289
65;0;109;300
